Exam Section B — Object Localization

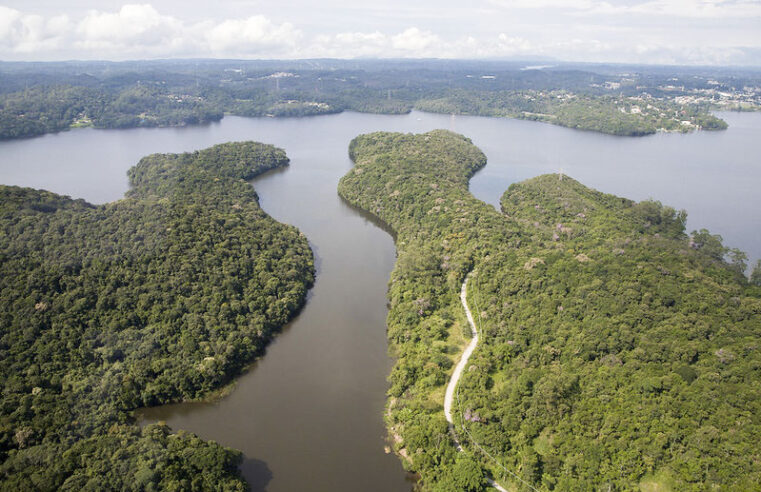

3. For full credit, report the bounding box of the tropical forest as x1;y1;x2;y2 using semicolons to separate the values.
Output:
0;142;314;490
1;52;760;492
339;130;761;491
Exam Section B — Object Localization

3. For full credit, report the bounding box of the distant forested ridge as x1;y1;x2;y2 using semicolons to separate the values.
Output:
1;59;749;140
0;142;314;489
339;130;761;490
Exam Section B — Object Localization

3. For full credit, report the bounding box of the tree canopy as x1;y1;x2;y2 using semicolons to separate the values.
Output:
0;142;314;490
339;130;760;490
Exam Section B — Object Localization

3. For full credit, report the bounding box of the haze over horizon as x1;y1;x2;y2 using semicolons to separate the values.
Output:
1;0;760;66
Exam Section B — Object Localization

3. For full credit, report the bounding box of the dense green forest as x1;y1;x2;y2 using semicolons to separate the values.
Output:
0;142;314;489
339;130;761;490
1;59;746;139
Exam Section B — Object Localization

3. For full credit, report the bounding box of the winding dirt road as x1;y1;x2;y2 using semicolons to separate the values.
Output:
443;276;480;430
444;275;509;492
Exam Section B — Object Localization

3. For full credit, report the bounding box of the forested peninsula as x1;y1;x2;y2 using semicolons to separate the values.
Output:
0;142;314;490
339;130;761;490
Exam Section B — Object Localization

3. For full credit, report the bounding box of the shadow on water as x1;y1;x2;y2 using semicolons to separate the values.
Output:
240;458;274;492
248;169;325;277
250;163;289;183
337;193;398;243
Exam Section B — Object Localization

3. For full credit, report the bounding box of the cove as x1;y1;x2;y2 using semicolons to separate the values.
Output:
0;110;759;491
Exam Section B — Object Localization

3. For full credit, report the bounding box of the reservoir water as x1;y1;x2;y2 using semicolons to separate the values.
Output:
0;110;759;491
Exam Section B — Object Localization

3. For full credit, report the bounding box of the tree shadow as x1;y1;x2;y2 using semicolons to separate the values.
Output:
240;457;274;492
338;193;398;241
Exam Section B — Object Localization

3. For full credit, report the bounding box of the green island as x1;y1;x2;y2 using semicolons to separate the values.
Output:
0;142;314;490
338;130;761;490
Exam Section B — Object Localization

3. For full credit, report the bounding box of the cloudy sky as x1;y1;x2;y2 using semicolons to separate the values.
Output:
1;0;760;65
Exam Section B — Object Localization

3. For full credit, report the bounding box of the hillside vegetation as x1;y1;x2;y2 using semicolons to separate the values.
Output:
339;130;761;491
0;142;314;490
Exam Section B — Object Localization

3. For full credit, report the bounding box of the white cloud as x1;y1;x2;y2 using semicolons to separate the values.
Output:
629;43;750;65
77;4;163;42
497;34;534;54
74;4;185;53
622;0;761;18
205;16;301;55
0;6;71;53
0;6;23;46
0;2;758;65
307;28;443;58
391;27;440;53
487;0;601;10
489;0;761;17
0;4;301;59
309;29;530;59
311;31;389;58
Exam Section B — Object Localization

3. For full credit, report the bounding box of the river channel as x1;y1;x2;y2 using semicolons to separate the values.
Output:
0;110;758;491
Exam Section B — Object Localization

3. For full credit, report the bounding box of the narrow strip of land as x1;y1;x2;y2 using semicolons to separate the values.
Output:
444;275;509;492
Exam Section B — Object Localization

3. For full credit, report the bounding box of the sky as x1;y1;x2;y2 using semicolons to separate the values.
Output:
0;1;760;65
